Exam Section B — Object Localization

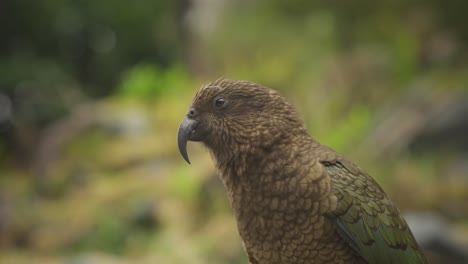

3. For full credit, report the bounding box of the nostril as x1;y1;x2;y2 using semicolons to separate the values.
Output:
188;108;197;118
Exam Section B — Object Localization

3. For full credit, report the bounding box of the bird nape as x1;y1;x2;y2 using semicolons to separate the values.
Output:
177;78;427;264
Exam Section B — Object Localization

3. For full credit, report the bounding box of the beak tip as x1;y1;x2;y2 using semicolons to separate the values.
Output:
177;117;196;165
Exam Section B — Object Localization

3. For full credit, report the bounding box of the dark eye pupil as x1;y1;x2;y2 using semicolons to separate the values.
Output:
215;98;225;108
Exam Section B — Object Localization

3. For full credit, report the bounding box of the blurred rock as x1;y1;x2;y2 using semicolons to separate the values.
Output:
405;212;468;264
361;90;468;158
0;93;12;125
66;253;128;264
409;98;468;153
97;105;149;137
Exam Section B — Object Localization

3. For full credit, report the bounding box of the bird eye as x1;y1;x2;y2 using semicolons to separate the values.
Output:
213;97;227;109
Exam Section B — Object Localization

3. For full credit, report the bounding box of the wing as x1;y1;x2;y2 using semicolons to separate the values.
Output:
322;160;427;264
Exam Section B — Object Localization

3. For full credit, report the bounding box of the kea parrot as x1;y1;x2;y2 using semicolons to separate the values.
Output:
177;78;427;264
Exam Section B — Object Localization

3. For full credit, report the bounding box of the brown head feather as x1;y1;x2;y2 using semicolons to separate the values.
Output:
189;78;307;168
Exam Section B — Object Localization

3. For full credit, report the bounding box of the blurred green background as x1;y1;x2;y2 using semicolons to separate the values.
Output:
1;0;468;263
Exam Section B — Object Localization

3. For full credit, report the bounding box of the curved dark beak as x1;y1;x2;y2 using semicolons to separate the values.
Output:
177;117;198;164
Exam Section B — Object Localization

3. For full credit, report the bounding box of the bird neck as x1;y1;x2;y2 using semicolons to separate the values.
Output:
213;132;320;199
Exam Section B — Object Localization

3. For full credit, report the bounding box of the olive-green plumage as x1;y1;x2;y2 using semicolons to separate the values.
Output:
177;78;427;264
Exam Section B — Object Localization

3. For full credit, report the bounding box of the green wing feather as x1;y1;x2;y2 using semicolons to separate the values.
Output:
323;161;427;264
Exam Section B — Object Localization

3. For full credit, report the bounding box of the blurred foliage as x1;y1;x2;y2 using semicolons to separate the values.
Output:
118;64;190;99
0;0;183;94
0;0;468;263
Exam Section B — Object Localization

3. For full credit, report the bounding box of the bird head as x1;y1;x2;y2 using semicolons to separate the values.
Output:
177;78;306;164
